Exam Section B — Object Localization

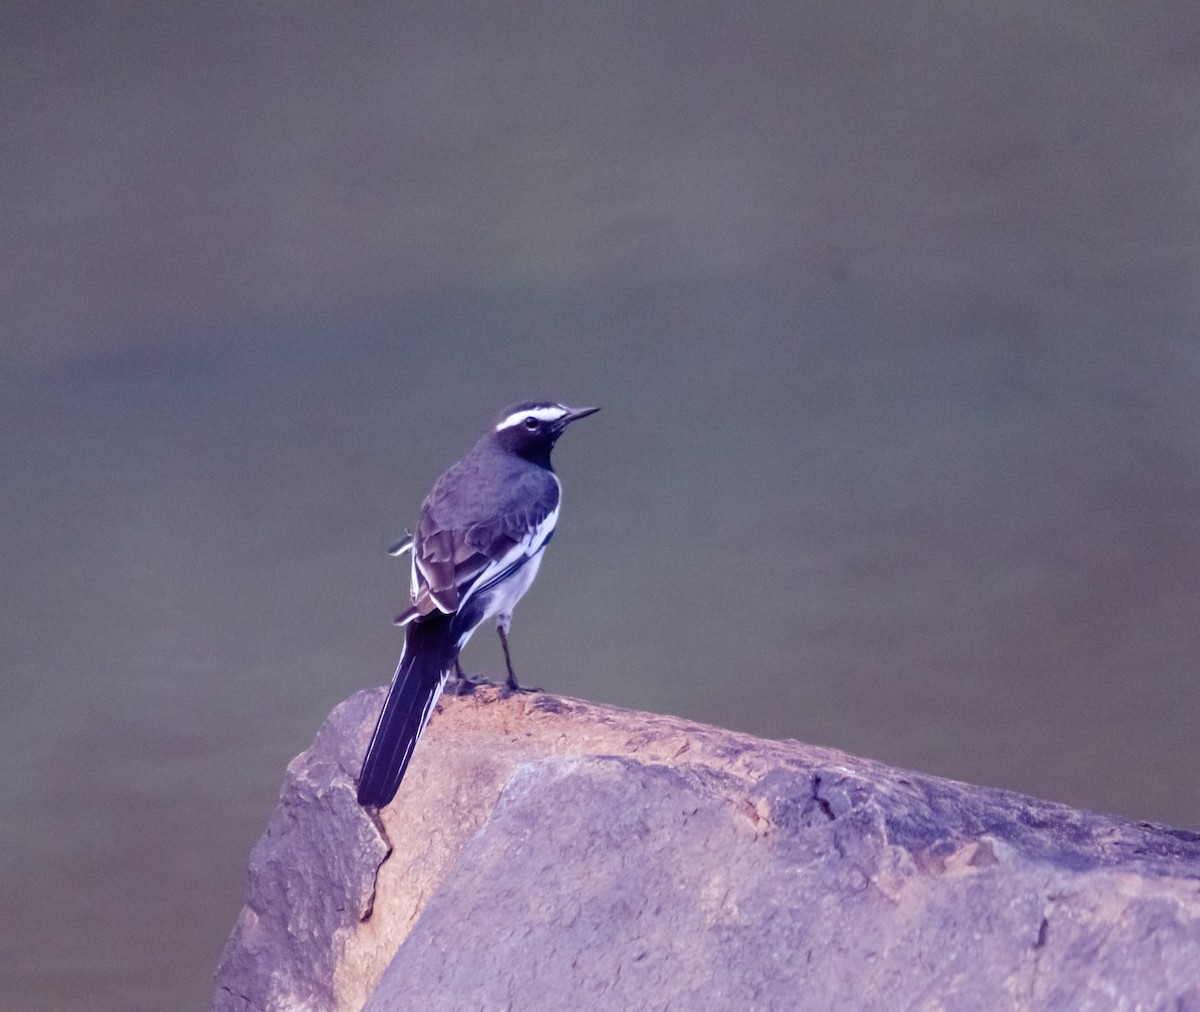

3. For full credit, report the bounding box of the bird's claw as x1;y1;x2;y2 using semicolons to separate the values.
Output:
498;677;543;700
445;671;481;696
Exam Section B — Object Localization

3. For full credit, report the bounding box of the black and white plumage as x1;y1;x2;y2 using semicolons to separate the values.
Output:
356;401;599;809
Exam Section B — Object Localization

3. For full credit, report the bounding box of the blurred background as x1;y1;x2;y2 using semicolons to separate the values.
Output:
3;2;1199;1009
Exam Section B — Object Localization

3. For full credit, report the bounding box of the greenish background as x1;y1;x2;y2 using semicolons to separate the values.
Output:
3;3;1198;1008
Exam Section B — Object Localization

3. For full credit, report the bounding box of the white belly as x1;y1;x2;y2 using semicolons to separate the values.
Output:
452;490;559;649
488;550;543;622
456;549;545;649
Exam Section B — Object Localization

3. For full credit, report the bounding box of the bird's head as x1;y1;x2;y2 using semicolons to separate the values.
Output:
491;401;600;463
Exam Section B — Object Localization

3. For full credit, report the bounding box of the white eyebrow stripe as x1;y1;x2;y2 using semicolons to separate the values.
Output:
495;405;569;431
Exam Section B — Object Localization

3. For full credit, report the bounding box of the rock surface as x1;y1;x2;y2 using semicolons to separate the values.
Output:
215;686;1200;1011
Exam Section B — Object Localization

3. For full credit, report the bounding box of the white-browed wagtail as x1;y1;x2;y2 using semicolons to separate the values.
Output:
356;401;599;808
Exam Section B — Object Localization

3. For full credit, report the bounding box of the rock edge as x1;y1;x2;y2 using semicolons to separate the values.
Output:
215;686;1200;1011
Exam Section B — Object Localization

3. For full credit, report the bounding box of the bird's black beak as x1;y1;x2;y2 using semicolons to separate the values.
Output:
563;405;600;423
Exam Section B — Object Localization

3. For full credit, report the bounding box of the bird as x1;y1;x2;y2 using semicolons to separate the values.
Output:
356;400;600;808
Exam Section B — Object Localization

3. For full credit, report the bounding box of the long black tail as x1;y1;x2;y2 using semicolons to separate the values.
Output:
357;613;457;808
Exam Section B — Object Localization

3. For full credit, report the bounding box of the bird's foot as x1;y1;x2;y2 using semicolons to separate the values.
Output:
498;674;543;700
445;664;482;696
445;676;481;696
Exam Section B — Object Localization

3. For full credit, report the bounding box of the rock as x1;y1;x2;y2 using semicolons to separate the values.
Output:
215;687;1200;1011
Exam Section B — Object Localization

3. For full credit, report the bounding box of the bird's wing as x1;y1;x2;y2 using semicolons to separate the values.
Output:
386;532;413;556
456;502;559;609
397;519;517;623
396;473;560;624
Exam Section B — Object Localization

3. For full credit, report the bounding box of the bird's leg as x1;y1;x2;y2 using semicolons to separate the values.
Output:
496;615;541;697
444;657;479;696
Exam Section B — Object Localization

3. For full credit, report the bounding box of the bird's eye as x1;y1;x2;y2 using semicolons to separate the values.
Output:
524;416;539;430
